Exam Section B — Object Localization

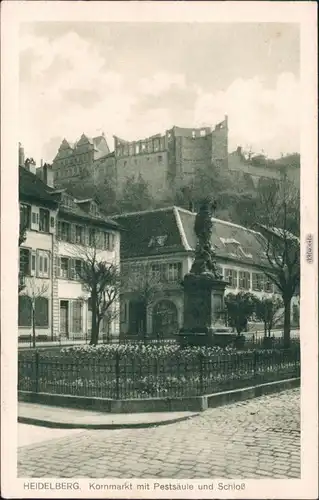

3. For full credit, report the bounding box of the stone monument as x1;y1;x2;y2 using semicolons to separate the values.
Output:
177;197;234;347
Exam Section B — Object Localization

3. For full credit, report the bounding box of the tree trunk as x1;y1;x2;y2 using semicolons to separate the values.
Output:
32;307;36;348
90;290;99;346
283;297;291;348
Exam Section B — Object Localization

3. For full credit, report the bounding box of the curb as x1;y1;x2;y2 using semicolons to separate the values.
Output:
18;413;199;430
18;377;300;423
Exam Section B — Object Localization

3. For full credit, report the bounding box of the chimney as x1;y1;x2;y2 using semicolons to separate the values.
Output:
188;201;195;212
43;163;55;188
19;143;25;167
25;158;36;174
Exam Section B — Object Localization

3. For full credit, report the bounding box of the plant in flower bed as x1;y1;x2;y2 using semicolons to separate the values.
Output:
18;342;300;398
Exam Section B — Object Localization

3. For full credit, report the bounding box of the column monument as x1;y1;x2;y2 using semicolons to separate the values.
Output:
177;197;234;347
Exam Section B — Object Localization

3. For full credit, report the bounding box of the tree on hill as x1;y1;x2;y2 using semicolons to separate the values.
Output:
117;174;154;213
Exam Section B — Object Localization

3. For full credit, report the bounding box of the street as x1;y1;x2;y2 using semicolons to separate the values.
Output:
18;388;300;479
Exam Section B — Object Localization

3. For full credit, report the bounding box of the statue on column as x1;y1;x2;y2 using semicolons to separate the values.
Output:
190;197;222;279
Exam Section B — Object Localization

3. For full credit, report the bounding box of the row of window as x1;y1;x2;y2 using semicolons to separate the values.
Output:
20;248;51;279
57;221;115;250
20;204;54;233
129;262;183;284
116;137;166;157
224;268;275;293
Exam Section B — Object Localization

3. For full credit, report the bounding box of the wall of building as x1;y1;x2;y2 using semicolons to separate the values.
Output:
18;225;55;339
116;151;169;199
120;251;299;337
55;233;120;339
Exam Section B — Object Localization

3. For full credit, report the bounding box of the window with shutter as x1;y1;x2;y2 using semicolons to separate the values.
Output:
19;248;31;276
39;209;49;232
37;250;50;278
60;257;69;279
70;224;76;243
55;256;61;277
70;259;75;280
31;251;36;276
20;204;31;229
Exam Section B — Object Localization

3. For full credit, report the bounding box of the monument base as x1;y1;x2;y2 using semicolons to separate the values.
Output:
177;272;234;347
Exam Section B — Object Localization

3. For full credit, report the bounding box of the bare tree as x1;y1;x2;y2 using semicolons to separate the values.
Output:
71;239;121;346
20;278;49;348
254;175;300;348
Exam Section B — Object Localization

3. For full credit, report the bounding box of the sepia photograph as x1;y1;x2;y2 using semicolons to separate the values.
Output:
1;2;318;499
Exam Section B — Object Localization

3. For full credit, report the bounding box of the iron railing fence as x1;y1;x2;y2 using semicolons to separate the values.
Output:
18;347;300;399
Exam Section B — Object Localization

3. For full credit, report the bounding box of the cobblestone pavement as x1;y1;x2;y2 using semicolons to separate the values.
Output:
18;389;300;479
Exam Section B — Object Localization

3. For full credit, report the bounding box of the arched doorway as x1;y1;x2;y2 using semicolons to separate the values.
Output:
153;300;178;338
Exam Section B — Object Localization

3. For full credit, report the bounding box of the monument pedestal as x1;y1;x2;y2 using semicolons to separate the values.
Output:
176;272;234;347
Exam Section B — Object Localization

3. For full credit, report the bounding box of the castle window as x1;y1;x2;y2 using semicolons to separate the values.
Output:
192;130;196;138
158;155;163;163
200;130;206;137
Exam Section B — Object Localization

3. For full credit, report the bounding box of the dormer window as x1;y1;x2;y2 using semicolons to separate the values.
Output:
148;235;168;248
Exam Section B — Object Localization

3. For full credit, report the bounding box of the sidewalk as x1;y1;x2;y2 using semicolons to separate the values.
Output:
18;402;198;429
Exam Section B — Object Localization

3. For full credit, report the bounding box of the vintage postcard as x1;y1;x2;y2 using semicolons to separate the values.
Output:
1;1;318;499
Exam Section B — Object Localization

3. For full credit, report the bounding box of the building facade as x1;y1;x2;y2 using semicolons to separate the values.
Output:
19;150;121;342
114;206;299;337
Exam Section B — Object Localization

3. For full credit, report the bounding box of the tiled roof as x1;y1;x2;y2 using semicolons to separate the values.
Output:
19;167;58;207
113;208;186;258
178;208;268;266
114;206;269;267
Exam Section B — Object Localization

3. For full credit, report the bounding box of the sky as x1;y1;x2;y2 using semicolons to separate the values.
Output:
19;22;300;163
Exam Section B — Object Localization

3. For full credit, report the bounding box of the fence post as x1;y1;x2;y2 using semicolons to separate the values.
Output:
253;350;257;380
34;351;39;393
115;351;120;400
199;352;204;394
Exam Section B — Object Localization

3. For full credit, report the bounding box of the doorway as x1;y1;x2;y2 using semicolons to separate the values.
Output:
60;300;69;338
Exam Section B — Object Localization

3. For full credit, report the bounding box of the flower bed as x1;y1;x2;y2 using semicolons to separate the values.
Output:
18;342;300;399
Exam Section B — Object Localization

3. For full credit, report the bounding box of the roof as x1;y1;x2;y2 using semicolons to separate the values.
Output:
113;206;269;267
258;225;300;243
19;167;58;207
19;166;119;230
51;191;120;230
